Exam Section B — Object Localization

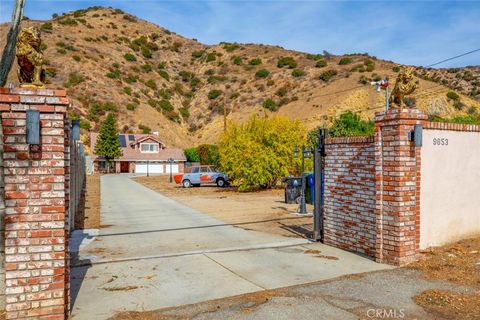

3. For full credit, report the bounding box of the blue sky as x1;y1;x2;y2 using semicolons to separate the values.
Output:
1;0;479;67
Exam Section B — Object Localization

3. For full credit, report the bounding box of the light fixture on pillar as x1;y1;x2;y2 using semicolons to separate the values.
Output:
72;120;80;141
26;109;40;145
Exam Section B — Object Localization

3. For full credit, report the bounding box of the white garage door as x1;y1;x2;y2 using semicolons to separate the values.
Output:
135;161;164;174
165;163;179;174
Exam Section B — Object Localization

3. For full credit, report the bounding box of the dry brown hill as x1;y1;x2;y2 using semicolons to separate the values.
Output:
1;6;479;149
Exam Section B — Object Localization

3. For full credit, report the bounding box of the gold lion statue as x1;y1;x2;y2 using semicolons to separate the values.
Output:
16;26;45;87
389;68;418;108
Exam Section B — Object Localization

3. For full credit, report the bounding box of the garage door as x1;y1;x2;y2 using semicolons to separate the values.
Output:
165;163;179;174
135;161;164;174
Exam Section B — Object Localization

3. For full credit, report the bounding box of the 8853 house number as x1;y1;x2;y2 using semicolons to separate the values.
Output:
432;138;448;146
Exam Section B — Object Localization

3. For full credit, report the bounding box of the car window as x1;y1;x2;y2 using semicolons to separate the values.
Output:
190;167;199;173
200;167;210;173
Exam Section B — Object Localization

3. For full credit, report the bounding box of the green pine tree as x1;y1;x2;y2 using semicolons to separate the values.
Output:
94;113;122;172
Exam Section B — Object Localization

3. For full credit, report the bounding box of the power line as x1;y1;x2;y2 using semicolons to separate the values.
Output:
312;48;479;101
413;84;446;98
425;48;480;68
415;89;448;100
315;84;365;98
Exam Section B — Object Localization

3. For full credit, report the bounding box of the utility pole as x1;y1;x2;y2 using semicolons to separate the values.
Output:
223;95;227;132
0;0;26;86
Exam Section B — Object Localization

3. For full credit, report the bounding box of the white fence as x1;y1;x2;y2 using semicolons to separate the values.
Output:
420;129;480;248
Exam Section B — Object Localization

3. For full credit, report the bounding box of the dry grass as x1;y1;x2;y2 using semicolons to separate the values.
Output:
132;175;313;238
410;236;480;319
410;236;480;288
414;289;480;320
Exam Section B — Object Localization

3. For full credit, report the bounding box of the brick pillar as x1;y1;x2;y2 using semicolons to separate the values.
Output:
0;87;70;319
374;108;428;265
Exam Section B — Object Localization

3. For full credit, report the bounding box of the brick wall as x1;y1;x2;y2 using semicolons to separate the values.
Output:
374;109;427;265
322;109;428;266
0;87;70;319
323;137;376;257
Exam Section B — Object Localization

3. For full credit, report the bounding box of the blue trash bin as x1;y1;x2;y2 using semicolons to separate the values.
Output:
306;173;315;205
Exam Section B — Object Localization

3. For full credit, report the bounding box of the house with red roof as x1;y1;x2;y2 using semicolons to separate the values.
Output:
90;132;187;174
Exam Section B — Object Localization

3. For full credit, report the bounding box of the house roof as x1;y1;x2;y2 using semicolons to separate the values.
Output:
134;135;164;146
90;133;186;162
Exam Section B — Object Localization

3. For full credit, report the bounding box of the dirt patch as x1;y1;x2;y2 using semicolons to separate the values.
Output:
112;289;286;320
303;249;321;255
84;247;106;255
410;236;480;319
132;175;313;238
75;174;101;229
103;285;141;292
410;236;480;288
414;289;480;320
314;255;339;260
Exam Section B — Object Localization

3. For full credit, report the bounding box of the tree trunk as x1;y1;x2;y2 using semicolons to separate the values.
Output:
0;0;25;87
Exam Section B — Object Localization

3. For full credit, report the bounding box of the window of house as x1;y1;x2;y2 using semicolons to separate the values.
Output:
140;143;159;153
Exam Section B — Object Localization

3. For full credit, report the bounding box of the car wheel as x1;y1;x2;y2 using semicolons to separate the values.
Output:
216;178;226;187
182;179;192;188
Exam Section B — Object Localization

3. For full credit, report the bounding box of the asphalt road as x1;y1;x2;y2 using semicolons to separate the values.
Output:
70;175;389;319
145;268;478;320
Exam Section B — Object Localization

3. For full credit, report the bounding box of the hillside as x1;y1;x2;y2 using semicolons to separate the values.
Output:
1;6;479;149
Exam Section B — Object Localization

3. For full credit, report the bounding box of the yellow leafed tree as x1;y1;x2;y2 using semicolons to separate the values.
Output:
219;115;306;191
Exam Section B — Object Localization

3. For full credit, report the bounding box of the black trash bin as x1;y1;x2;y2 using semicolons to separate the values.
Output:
283;177;303;204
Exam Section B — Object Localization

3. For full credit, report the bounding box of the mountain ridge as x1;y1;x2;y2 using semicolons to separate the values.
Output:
1;6;478;149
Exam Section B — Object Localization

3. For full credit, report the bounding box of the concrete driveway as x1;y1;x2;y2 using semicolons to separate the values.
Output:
70;175;390;319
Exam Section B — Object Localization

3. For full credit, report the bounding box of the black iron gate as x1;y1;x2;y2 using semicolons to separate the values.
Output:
313;129;327;242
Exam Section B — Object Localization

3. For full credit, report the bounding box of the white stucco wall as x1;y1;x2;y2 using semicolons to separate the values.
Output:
420;129;480;249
